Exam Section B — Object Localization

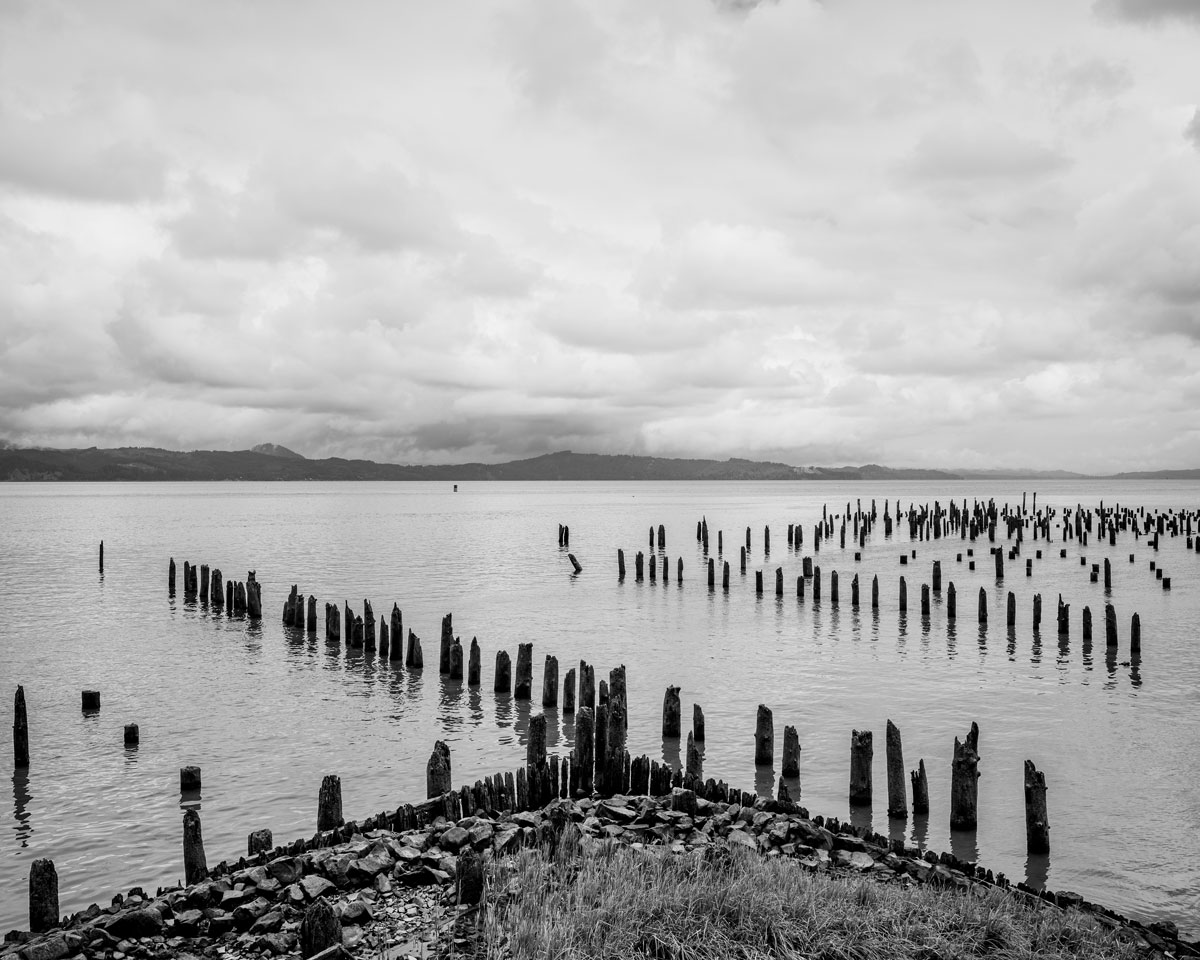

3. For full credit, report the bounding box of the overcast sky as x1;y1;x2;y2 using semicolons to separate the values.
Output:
2;0;1199;471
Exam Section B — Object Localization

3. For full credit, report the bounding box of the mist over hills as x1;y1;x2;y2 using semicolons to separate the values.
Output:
2;444;1197;482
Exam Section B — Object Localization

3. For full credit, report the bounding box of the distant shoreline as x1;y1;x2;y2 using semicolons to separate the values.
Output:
3;446;1198;483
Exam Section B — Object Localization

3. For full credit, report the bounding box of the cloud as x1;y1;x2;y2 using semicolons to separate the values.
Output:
1187;109;1200;150
1094;0;1200;26
901;124;1069;183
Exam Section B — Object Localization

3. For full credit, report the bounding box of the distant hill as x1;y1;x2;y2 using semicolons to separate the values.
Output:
0;445;1194;482
250;443;305;459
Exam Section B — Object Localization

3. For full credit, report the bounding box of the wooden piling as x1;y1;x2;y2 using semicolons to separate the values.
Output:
849;729;873;806
1105;603;1118;649
14;685;28;767
527;714;547;771
1104;557;1111;591
693;704;705;742
709;558;716;590
390;605;403;661
1024;759;1050;854
994;549;1003;579
28;859;58;934
776;567;783;597
830;571;839;605
755;569;762;595
618;549;626;580
722;561;729;591
542;655;559;707
515;643;533;699
439;613;452;673
1007;591;1016;627
574;708;595;795
168;557;176;595
949;722;980;830
468;638;481;686
318;774;343;830
910;759;929;815
183;809;207;885
494;650;512;694
180;765;201;792
579;661;595;711
248;828;272;856
686;731;703;782
932;560;941;593
449;638;463;680
872;574;879;609
635;552;644;582
82;690;100;712
123;723;138;747
978;587;987;624
427;741;452;798
563;667;576;713
408;630;423;669
898;576;906;612
782;725;800;778
886;719;906;819
1130;613;1141;654
920;583;930;616
754;704;774;766
663;686;681;737
569;554;583;574
947;582;956;619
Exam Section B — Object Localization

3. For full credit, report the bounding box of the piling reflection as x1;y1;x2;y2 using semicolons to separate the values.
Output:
494;692;513;730
1129;654;1143;689
661;736;681;773
945;622;956;659
1031;631;1042;665
11;768;32;846
847;805;873;837
949;829;979;865
754;766;774;799
887;815;907;850
976;624;987;655
910;812;929;853
1006;627;1016;661
180;789;201;813
438;677;463;730
1025;852;1050;891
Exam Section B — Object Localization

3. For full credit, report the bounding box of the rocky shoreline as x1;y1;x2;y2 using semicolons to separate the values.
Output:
6;786;1197;960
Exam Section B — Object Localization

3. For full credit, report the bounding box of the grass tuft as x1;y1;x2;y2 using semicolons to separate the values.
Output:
477;841;1141;960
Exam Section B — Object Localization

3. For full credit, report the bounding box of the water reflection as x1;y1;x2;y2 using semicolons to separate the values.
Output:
1031;631;1042;666
1006;627;1016;661
468;686;484;726
1025;852;1050;890
494;692;513;730
949;829;979;865
1130;654;1143;689
976;624;987;656
439;677;463;730
946;622;956;659
180;789;201;813
662;736;681;772
887;815;907;850
847;805;873;836
911;812;929;852
12;768;32;846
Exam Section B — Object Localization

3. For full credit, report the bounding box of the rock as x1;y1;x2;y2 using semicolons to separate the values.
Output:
299;876;336;901
266;857;304;886
107;907;164;939
232;897;272;931
202;908;234;936
510;811;540;829
17;935;69;960
249;910;284;934
342;924;364;949
833;850;875;871
438;827;470;852
219;889;254;909
299;899;341;959
171;909;204;936
727;830;757;852
256;931;296;955
255;877;282;898
347;854;392;884
339;901;372;926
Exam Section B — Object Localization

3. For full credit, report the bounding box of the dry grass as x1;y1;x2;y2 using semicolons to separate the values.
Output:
478;840;1141;960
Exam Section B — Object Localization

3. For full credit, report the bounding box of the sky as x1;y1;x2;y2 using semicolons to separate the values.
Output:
1;0;1199;472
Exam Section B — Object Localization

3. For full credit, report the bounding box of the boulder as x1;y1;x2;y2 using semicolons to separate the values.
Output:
266;857;304;886
107;906;164;939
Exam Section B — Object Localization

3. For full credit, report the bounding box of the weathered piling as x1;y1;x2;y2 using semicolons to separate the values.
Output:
318;774;343;830
950;722;980;830
82;690;100;712
211;569;224;609
740;546;746;574
1007;591;1016;627
574;708;595;795
247;828;272;856
722;560;729;590
569;554;583;574
994;549;1003;579
542;655;559;708
390;605;403;660
180;765;201;793
947;582;956;619
754;569;762;595
579;661;595;711
932;560;941;593
14;685;29;767
635;552;644;582
776;567;783;597
685;731;703;782
618;549;626;580
849;729;873;806
978;587;987;624
662;686;681;737
754;705;774;766
1130;613;1141;654
563;667;576;713
28;859;58;934
658;524;666;550
439;614;453;673
920;583;930;616
910;759;930;815
448;638;463;680
168;557;176;595
200;564;210;603
427;741;452;798
514;643;533;700
898;576;906;612
1104;557;1112;591
183;809;208;885
1105;603;1118;649
407;630;424;669
1083;605;1092;641
1024;759;1050;853
886;719;906;820
781;725;800;778
709;558;716;591
693;704;705;742
468;638;481;686
123;723;139;746
606;665;628;791
494;650;512;694
527;714;547;771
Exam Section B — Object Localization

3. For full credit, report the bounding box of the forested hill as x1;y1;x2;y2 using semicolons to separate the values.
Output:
0;446;965;482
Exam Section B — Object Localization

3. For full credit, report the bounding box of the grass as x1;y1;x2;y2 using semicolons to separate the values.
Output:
476;839;1142;960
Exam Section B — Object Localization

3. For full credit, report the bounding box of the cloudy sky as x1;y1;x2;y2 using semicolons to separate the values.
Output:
2;0;1199;471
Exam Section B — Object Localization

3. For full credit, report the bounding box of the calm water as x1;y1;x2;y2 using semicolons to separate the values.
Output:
1;480;1198;936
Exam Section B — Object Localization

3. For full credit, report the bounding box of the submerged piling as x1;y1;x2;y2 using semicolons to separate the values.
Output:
754;705;774;766
1024;759;1050;853
849;729;873;806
